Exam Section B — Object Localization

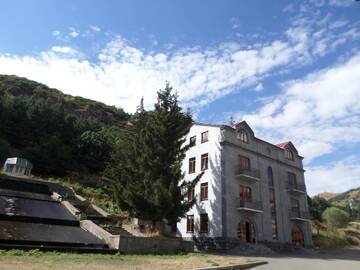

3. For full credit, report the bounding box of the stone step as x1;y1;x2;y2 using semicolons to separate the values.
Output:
0;176;50;195
0;243;116;253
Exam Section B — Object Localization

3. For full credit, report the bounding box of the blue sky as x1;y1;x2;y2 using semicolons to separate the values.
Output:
0;0;360;195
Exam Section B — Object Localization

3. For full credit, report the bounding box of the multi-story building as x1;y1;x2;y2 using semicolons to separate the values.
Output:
177;121;312;248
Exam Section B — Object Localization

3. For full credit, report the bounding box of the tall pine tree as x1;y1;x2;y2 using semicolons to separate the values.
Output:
104;83;202;227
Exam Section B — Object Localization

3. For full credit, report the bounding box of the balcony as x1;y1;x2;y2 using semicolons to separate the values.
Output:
286;183;306;194
237;199;263;213
235;167;261;182
289;208;310;221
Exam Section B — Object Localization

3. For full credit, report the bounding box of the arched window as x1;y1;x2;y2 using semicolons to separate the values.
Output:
237;129;249;143
285;148;294;161
267;166;274;186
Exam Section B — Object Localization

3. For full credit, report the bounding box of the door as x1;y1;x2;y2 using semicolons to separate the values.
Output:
238;218;256;244
291;225;304;247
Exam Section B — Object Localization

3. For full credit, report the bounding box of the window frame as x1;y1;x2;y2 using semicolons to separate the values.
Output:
201;153;209;171
200;213;209;233
189;136;196;147
240;185;252;202
200;182;208;201
285;148;294;161
267;166;274;186
288;172;297;186
239;155;250;170
186;215;194;233
188;157;196;174
187;187;195;202
201;131;209;143
237;129;249;143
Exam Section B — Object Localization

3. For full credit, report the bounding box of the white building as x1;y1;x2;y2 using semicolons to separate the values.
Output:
2;157;33;176
177;121;312;249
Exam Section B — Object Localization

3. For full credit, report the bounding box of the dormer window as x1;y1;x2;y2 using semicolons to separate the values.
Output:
237;129;249;143
285;148;294;161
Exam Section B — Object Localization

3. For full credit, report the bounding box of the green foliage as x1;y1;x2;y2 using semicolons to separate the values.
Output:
104;83;202;226
322;207;350;231
330;188;360;220
0;74;129;176
312;229;354;249
308;195;332;221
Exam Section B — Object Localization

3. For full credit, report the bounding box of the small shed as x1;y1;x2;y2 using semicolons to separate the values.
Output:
2;157;33;176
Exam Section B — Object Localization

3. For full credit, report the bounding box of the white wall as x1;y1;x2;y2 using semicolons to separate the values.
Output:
177;124;223;238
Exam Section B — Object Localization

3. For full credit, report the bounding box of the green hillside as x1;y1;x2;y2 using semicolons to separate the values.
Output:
330;188;360;220
0;74;129;176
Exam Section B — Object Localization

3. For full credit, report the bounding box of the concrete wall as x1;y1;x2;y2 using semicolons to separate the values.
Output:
118;236;194;254
221;123;312;246
81;220;193;254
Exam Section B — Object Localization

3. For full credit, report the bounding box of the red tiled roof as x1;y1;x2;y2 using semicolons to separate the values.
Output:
275;141;290;149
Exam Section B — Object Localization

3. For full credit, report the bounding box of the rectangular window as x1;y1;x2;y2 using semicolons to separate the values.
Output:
189;136;196;147
201;153;208;171
239;156;250;170
186;215;194;233
187;187;195;202
200;183;208;201
291;198;300;214
240;185;252;202
269;188;278;239
272;217;278;239
201;131;208;143
288;172;297;186
189;157;196;174
200;213;209;233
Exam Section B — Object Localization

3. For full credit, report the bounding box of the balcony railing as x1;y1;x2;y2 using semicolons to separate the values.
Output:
237;199;263;212
289;208;310;220
235;167;261;181
286;183;306;193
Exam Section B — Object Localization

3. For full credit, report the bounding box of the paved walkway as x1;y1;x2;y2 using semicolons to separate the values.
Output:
253;247;360;270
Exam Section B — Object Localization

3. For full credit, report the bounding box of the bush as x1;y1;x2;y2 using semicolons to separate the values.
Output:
322;207;350;231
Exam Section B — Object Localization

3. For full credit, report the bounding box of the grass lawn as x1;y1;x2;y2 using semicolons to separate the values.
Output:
0;250;249;270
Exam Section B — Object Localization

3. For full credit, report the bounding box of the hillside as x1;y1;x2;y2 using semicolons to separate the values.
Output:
0;75;128;125
317;192;339;200
330;188;360;218
0;74;129;176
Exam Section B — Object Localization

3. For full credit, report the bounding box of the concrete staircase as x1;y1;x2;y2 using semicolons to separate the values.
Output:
0;175;113;253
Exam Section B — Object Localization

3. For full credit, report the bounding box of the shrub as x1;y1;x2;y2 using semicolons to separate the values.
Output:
322;207;350;231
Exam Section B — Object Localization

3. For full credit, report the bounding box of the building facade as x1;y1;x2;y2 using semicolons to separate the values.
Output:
2;157;33;176
177;121;312;248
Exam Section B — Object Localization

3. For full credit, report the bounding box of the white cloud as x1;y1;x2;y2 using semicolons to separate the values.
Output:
254;83;264;92
240;53;360;164
90;25;101;32
0;27;321;113
69;31;79;38
306;156;360;196
51;46;78;55
0;2;357;117
52;30;60;37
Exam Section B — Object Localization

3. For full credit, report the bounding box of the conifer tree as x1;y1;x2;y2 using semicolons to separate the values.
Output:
104;83;202;227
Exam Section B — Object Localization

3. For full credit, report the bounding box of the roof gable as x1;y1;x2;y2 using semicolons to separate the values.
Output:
276;141;298;154
233;120;255;138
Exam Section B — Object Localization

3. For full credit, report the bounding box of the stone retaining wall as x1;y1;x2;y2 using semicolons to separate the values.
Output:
118;235;194;254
